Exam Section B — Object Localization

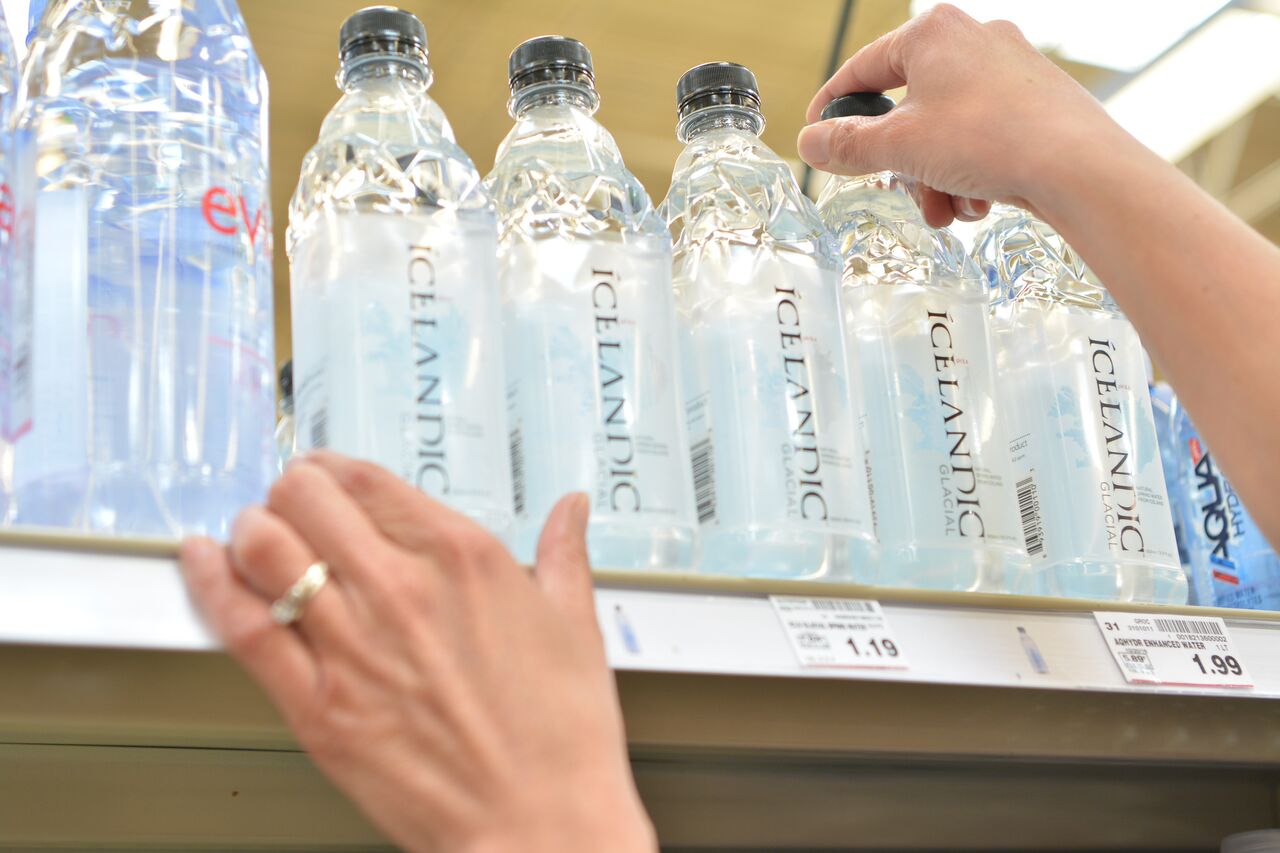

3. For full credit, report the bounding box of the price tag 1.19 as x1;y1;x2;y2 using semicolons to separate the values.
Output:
1094;612;1253;688
770;596;909;670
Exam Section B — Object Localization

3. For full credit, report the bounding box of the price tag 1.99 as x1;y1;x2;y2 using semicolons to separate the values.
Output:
770;596;909;670
1094;612;1253;688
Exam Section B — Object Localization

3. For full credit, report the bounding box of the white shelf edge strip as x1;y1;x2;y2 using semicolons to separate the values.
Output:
1;544;1277;699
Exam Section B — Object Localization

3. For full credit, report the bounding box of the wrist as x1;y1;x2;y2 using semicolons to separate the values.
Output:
1022;115;1153;226
462;789;656;853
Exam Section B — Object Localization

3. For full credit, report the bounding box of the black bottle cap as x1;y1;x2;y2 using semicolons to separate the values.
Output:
676;61;761;116
508;35;594;90
820;92;895;121
278;361;293;402
339;6;427;66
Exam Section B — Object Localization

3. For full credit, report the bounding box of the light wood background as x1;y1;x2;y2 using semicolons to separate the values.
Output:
242;0;1280;363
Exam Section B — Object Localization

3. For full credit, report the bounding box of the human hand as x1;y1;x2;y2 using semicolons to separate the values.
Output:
798;3;1122;226
179;452;656;853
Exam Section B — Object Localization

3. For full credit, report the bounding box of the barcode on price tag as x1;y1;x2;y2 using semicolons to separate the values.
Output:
1093;611;1253;688
770;596;909;670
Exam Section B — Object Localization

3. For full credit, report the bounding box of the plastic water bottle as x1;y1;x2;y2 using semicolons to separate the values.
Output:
815;93;1024;592
0;5;31;524
975;204;1185;603
1171;400;1279;610
487;37;696;569
25;0;47;47
659;63;874;579
1149;378;1191;578
288;7;513;539
14;0;275;538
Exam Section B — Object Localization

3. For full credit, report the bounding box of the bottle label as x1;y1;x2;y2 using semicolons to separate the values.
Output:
502;239;694;532
1175;422;1280;610
680;255;870;536
291;212;513;529
998;305;1179;569
12;189;89;488
0;138;35;444
850;286;1021;551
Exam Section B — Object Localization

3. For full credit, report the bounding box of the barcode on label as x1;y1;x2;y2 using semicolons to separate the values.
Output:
509;425;526;516
309;406;328;449
690;435;716;524
1016;474;1045;558
1153;617;1225;637
809;599;877;613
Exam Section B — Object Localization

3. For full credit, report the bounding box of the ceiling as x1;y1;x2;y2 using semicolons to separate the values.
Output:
242;0;1280;361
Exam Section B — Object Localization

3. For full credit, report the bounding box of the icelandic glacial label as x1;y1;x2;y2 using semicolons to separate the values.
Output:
852;287;1019;550
683;255;870;536
291;212;512;529
1001;306;1178;569
502;239;693;537
1088;335;1148;555
12;190;89;487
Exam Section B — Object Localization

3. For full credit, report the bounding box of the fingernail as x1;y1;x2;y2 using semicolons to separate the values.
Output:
957;197;983;218
797;122;833;166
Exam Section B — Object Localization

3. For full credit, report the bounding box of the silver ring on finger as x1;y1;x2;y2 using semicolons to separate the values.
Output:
270;560;330;626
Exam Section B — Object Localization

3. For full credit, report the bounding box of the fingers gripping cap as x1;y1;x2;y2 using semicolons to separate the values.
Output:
676;62;761;115
339;6;427;63
509;35;594;87
820;92;895;121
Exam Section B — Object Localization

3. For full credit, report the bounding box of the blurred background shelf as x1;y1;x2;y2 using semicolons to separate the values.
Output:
2;532;1278;850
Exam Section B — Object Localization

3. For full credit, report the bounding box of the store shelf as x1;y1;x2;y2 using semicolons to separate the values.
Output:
4;527;1280;698
2;530;1279;850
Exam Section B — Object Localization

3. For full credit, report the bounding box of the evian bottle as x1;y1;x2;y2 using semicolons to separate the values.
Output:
660;63;875;580
815;93;1024;593
288;7;513;539
487;37;696;569
0;1;31;524
15;0;275;537
975;204;1185;604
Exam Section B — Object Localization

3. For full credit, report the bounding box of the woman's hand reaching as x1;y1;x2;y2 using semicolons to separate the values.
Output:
797;3;1280;548
798;3;1117;226
180;452;656;853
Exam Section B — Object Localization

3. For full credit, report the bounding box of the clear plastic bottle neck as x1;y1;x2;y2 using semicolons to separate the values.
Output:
677;104;764;143
338;55;431;92
509;80;599;118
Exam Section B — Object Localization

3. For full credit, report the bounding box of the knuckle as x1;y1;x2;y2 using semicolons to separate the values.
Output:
829;120;869;167
267;466;311;510
457;526;508;572
232;513;281;570
924;3;965;26
223;615;276;658
338;458;391;499
389;557;433;602
986;18;1025;40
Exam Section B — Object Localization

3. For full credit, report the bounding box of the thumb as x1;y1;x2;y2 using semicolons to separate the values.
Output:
533;492;598;629
797;113;904;178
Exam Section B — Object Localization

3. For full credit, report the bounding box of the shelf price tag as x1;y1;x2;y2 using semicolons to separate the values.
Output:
770;596;909;670
1093;612;1253;688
